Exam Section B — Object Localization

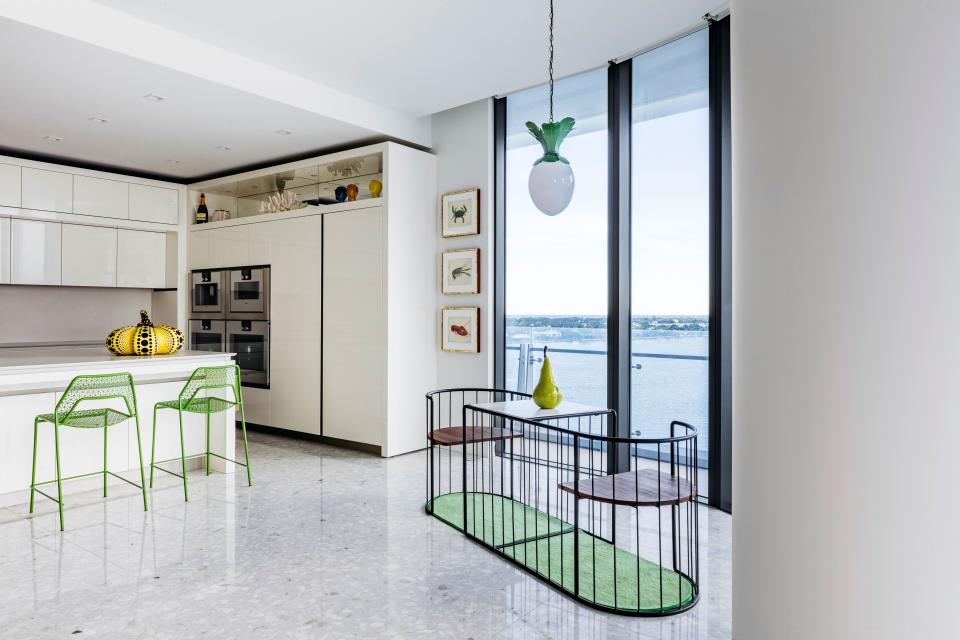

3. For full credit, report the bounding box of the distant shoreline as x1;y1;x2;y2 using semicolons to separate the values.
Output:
507;315;708;331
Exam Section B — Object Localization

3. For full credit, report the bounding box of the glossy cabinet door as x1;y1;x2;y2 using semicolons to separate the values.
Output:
209;226;250;268
322;207;385;447
0;164;20;207
188;228;213;269
61;224;118;287
11;219;61;285
0;217;10;283
117;229;166;288
129;184;178;225
73;176;129;220
21;168;72;213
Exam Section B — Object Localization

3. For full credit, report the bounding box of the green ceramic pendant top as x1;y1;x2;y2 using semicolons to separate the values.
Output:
525;117;576;165
532;346;563;409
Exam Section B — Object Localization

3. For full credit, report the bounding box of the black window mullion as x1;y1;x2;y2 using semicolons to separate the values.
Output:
493;97;508;390
708;16;733;513
607;60;632;474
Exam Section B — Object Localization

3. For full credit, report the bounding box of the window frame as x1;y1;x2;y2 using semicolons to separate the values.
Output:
494;17;732;513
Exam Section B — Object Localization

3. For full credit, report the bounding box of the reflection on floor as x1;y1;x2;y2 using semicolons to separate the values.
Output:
0;431;731;639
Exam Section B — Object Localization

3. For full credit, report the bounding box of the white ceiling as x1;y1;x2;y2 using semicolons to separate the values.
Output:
0;0;718;180
0;18;379;180
95;0;717;117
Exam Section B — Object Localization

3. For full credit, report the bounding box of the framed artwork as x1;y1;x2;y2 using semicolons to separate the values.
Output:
441;248;480;295
441;188;480;237
441;307;480;353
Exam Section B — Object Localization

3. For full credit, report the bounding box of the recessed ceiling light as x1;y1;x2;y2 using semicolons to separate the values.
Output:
42;135;63;142
89;116;109;124
143;93;166;102
215;145;232;151
275;129;292;135
166;159;181;164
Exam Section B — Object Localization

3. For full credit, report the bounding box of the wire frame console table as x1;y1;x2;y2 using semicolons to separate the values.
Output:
425;389;700;616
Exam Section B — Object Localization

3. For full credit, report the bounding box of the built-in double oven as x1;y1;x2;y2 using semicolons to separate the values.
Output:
190;266;271;387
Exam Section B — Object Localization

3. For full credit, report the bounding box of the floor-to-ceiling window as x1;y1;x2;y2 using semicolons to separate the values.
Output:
631;31;710;478
503;68;608;410
496;21;729;509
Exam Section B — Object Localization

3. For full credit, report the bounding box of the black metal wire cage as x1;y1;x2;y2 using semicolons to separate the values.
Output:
425;388;699;616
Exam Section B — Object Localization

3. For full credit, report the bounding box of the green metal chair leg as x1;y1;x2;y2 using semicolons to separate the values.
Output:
177;409;189;502
134;415;148;511
150;404;159;488
103;418;108;498
29;417;39;513
239;403;252;487
205;412;211;477
53;421;64;531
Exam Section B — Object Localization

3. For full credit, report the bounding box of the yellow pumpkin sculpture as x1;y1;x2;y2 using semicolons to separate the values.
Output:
106;310;184;356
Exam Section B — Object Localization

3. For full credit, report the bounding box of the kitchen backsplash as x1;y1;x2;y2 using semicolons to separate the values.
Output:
0;286;152;346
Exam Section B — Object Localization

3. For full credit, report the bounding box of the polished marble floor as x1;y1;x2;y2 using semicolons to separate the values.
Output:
0;431;731;639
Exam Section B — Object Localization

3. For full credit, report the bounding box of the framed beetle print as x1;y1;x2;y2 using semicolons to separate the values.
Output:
441;188;480;237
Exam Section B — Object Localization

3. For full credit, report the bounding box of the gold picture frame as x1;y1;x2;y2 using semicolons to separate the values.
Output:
440;307;480;353
440;188;480;238
440;248;480;295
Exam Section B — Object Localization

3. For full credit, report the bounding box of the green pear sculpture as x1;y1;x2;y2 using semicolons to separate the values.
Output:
532;346;563;409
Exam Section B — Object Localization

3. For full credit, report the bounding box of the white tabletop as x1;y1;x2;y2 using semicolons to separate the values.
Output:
0;347;234;372
466;399;611;421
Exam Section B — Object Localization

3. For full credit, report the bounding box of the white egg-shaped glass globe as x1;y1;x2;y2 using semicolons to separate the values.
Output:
528;160;575;216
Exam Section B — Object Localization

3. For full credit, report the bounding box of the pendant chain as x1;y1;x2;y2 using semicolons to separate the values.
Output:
548;0;555;123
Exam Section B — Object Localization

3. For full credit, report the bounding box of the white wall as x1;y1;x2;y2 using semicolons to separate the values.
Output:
0;286;152;345
732;2;960;638
431;99;495;388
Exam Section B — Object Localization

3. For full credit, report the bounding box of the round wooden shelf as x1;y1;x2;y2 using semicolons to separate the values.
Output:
429;426;524;446
558;468;696;507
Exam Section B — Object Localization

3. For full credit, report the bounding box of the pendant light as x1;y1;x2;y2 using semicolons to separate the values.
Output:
526;0;575;216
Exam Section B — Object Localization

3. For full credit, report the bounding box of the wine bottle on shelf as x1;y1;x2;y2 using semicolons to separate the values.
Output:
195;193;208;224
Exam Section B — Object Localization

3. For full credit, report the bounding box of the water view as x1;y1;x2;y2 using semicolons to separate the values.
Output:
505;315;708;466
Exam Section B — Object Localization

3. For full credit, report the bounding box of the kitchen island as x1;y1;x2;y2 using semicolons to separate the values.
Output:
0;347;236;508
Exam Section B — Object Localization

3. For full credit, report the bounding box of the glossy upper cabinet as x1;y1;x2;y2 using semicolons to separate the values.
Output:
117;229;165;288
73;176;128;220
61;224;118;287
0;217;10;283
11;219;61;285
21;168;72;213
0;164;20;207
129;184;178;225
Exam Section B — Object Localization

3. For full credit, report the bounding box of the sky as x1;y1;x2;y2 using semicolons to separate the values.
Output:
505;108;709;316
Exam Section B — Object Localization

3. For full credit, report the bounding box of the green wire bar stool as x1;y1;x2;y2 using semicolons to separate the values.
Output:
29;372;148;531
149;365;251;501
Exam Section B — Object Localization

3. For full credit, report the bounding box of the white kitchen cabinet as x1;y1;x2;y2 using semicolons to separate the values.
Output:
117;229;166;288
129;184;178;225
0;217;10;283
21;168;72;213
11;218;61;285
210;226;250;268
0;164;20;207
73;176;129;220
188;226;249;269
188;228;213;269
61;224;118;287
322;208;385;447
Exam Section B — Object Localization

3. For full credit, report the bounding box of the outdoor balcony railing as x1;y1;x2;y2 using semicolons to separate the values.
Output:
506;343;708;470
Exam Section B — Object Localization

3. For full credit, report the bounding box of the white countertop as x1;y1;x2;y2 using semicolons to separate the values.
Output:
0;348;236;396
0;347;235;372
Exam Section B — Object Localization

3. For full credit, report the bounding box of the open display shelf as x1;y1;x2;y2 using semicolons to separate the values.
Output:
190;152;383;222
